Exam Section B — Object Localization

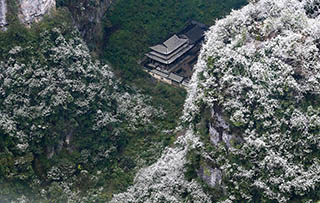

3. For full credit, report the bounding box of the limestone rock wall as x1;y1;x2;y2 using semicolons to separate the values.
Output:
62;0;113;51
0;0;7;28
18;0;56;24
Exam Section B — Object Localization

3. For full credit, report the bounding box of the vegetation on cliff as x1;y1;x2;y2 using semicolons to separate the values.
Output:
184;0;320;201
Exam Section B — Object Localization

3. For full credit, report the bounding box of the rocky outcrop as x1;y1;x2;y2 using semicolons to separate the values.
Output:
0;0;55;29
198;165;222;188
18;0;56;25
0;0;7;29
60;0;113;51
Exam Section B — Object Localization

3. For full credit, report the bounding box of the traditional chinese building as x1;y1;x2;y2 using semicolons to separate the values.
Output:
143;21;208;87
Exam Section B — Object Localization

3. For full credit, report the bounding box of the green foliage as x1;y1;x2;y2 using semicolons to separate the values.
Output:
5;0;19;24
0;8;73;61
0;8;79;201
185;149;201;181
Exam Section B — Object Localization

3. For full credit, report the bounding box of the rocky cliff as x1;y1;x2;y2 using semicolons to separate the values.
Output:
1;0;110;50
58;0;113;51
0;0;7;28
0;0;55;29
18;0;56;25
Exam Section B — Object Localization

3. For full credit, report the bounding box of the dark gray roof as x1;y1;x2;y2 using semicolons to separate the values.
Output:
148;42;189;60
184;25;205;44
150;35;188;55
146;44;194;65
190;20;207;29
169;73;183;83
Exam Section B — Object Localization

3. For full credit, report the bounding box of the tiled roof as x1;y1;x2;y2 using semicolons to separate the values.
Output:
150;35;188;55
184;25;205;44
146;44;193;65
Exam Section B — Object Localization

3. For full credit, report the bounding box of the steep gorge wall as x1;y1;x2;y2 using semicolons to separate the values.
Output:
0;0;111;51
59;0;113;51
18;0;56;24
0;0;55;29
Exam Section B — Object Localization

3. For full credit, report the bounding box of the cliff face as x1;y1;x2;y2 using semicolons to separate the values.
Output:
58;0;113;51
0;0;7;28
1;0;111;50
18;0;56;24
0;0;55;29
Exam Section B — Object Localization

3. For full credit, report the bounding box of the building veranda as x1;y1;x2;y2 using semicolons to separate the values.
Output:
142;21;208;87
